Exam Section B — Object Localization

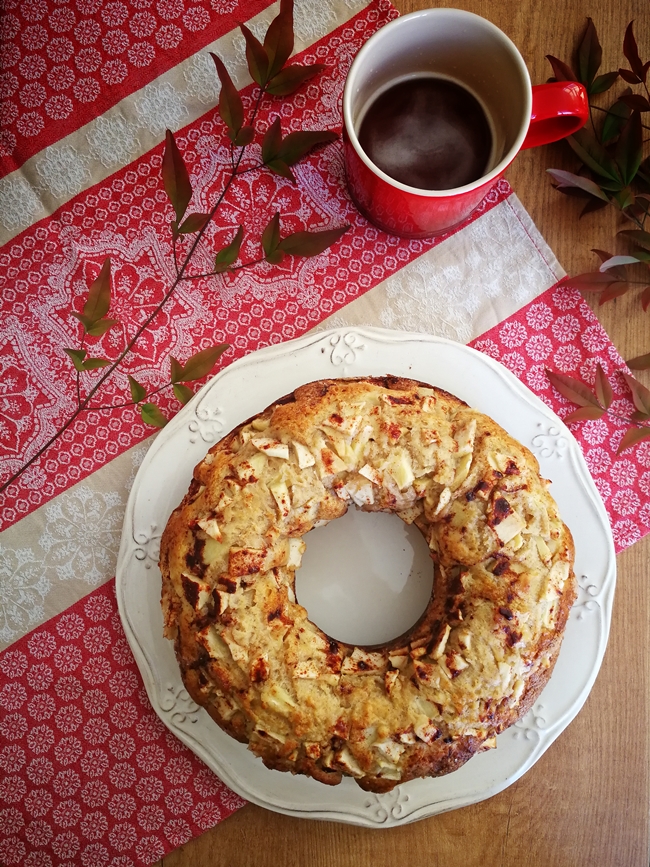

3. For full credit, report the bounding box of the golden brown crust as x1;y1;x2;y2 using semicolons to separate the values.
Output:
159;376;576;792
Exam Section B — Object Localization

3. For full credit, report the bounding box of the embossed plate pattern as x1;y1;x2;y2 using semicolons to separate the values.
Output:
116;327;616;827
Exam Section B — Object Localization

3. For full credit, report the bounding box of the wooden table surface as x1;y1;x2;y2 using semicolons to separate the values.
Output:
159;1;650;864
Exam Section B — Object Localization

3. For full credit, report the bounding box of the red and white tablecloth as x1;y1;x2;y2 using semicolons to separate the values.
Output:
1;0;648;865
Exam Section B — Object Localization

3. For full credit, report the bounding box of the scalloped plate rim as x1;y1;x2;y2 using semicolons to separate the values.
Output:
116;325;616;828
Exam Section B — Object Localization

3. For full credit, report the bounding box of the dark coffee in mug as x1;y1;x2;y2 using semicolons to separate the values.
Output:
357;75;494;191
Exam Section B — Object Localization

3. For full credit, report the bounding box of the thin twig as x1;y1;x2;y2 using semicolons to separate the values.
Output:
0;84;269;496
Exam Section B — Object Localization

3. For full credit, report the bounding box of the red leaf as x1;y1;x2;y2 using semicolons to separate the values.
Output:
211;53;244;138
577;18;602;87
618;229;650;252
599;283;630;303
261;117;282;163
564;406;605;422
162;130;192;224
622;371;650;415
546;370;601;407
239;23;269;86
546;169;608;201
623;21;645;81
617;426;650;454
627;352;650;370
264;0;294;81
642;286;650;312
619;93;650;111
594;364;613;409
545;54;576;81
278;224;350;257
591;248;616;263
619;67;641;84
266;63;325;96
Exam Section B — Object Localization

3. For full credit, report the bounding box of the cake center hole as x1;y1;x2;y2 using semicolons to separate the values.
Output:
295;509;434;646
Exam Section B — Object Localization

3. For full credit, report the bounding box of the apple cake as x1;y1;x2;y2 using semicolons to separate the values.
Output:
159;376;576;792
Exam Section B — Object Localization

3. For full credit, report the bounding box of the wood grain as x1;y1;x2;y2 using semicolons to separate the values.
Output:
159;2;650;864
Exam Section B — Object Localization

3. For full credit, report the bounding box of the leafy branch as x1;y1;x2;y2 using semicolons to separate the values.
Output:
0;0;349;497
545;18;650;368
547;364;650;453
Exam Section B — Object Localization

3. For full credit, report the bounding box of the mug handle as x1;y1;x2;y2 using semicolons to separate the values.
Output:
521;81;589;150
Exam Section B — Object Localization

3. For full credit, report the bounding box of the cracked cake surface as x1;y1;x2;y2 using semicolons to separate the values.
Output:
159;376;576;792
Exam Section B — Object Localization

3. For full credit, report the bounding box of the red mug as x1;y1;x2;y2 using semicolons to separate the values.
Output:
342;8;589;238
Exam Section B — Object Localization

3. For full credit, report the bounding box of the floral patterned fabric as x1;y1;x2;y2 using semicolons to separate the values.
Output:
1;0;647;864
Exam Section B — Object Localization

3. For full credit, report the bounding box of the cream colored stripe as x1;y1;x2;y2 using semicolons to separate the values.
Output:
0;439;152;652
0;0;370;245
314;195;565;342
0;193;563;651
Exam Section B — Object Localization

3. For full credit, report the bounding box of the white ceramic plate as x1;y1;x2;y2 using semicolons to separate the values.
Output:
116;326;616;828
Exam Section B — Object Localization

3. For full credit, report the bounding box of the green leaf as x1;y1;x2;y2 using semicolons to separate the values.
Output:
173;344;229;382
239;22;269;86
622;371;650;415
615;111;643;186
82;258;112;324
277;129;338;166
214;225;244;271
141;403;168;428
265;158;295;182
178;212;211;235
80;357;111;370
600;254;646;270
86;318;119;337
564;406;605;422
64;348;87;372
546;369;601;407
577;18;602;88
266;63;326;96
173;383;194;405
622;20;645;82
162;130;192;224
263;0;294;81
594;363;613;409
547;169;609;201
628;351;650;370
211;53;244;139
261;212;282;259
261;117;282;164
617;426;650;454
277;224;350;257
545;54;576;82
169;356;184;384
234;125;255;147
128;375;147;403
590;70;619;94
602;98;631;145
567;127;622;183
